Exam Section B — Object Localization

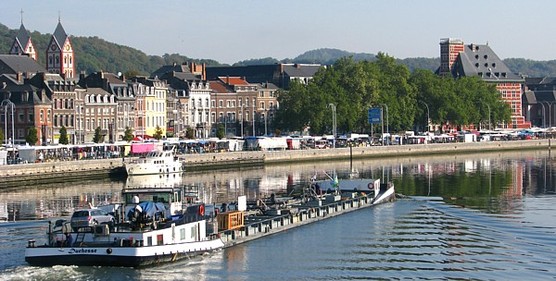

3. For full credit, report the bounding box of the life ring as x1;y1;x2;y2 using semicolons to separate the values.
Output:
198;204;205;216
368;183;373;190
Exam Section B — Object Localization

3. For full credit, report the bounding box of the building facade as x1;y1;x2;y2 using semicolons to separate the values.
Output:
46;21;75;79
10;23;37;61
440;38;531;129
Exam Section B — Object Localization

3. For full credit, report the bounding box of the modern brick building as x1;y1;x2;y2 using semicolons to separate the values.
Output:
439;38;531;129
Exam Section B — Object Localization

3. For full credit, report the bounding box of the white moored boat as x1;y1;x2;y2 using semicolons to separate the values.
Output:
25;182;223;267
125;150;183;176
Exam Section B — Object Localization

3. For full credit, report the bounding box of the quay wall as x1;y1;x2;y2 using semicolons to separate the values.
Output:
0;139;551;185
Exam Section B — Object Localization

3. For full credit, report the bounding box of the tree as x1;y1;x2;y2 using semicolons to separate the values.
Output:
93;126;103;143
59;126;69;145
216;124;225;139
123;127;134;142
153;126;163;140
26;127;38;145
186;128;195;139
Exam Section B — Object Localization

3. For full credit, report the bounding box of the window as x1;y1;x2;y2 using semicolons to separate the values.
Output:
190;226;197;239
180;228;186;240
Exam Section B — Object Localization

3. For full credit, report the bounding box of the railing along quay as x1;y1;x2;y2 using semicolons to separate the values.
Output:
0;139;550;186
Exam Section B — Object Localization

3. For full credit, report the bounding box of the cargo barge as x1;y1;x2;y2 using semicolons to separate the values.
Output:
25;177;394;267
216;178;395;247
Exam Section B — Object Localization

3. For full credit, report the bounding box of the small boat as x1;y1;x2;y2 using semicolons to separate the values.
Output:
25;182;223;268
125;149;183;176
310;173;395;205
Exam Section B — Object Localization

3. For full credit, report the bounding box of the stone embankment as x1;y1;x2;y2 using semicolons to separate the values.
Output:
0;139;550;186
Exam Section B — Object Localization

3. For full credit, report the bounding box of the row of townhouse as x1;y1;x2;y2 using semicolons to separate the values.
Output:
0;56;287;145
1;20;324;145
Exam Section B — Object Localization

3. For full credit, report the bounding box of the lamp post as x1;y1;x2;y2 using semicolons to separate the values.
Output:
1;99;15;146
542;101;555;128
240;104;244;138
328;103;337;148
539;102;546;128
264;110;268;136
252;102;255;137
418;100;430;132
485;104;491;130
381;104;389;145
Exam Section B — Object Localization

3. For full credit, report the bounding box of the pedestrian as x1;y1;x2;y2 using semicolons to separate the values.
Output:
65;232;73;247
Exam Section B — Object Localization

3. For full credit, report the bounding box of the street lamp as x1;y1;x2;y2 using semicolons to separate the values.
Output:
418;100;430;132
476;102;492;131
1;98;15;146
542;101;555;128
240;104;244;138
485;104;491;130
264;110;268;136
381;104;389;143
328;103;337;148
539;103;546;128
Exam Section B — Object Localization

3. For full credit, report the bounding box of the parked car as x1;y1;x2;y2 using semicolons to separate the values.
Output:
70;208;115;231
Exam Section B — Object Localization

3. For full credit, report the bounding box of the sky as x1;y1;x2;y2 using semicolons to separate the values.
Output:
2;0;556;65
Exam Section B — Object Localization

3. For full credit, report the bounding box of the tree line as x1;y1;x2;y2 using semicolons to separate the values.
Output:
273;54;511;136
2;23;555;77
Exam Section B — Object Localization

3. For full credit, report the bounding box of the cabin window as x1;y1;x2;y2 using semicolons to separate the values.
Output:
190;226;197;239
157;234;163;245
180;228;186;240
147;236;152;246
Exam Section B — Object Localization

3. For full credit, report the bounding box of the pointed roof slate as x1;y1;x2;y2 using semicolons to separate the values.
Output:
52;21;68;47
15;23;30;48
452;43;522;82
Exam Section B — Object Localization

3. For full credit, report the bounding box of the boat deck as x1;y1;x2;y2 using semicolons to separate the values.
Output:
219;187;395;247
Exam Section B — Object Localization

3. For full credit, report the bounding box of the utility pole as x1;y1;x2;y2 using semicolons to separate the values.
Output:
328;103;337;148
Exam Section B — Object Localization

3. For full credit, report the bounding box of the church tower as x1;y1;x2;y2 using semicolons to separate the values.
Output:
10;11;37;60
46;19;75;79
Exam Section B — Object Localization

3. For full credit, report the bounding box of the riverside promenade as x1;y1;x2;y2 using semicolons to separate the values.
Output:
0;139;551;186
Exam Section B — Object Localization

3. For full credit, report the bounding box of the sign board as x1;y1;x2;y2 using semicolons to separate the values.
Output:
368;107;382;124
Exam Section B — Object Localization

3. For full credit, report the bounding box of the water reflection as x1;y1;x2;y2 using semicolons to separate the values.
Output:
0;149;555;222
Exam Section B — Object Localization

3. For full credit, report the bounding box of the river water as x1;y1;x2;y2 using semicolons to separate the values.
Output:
0;150;555;280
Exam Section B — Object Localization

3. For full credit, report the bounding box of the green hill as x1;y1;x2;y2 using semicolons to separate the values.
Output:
0;23;222;76
1;23;555;77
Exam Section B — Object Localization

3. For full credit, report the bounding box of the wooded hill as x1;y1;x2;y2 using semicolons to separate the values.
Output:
1;23;555;77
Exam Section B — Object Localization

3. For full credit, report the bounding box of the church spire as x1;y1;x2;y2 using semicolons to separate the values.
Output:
10;11;37;61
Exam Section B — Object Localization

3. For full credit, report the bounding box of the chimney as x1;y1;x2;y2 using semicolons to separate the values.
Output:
16;72;22;83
